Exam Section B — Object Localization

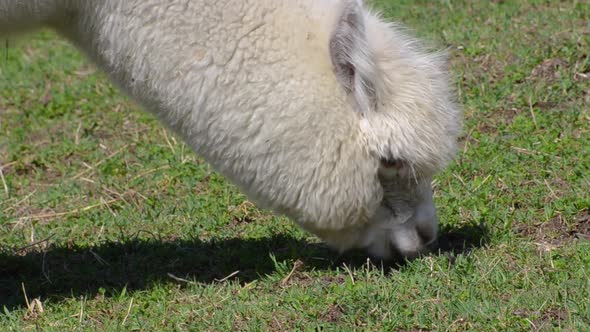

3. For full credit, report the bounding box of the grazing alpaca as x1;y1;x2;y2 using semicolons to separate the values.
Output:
0;0;462;259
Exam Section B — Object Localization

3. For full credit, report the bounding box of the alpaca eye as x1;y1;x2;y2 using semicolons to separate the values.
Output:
380;158;403;170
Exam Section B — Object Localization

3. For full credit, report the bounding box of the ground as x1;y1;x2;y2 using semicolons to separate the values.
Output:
1;0;589;330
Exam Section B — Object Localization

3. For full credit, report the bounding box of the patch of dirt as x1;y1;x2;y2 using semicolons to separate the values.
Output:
451;50;511;86
25;121;71;149
278;261;316;288
498;107;521;125
516;210;590;248
25;130;51;149
228;200;259;226
474;54;509;83
319;304;345;323
459;107;521;148
484;107;520;132
513;306;568;330
229;214;255;227
541;307;568;322
279;266;348;288
573;210;590;241
9;158;60;182
192;175;211;195
531;100;558;111
542;177;571;204
266;313;292;331
529;58;568;83
320;274;346;285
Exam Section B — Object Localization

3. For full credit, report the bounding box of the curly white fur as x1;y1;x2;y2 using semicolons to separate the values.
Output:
1;0;462;259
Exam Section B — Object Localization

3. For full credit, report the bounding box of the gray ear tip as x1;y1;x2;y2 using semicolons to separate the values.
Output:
329;0;377;114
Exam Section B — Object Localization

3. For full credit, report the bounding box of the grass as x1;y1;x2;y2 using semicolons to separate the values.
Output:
1;0;589;330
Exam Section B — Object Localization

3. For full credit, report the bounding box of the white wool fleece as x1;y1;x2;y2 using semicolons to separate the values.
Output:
0;0;462;259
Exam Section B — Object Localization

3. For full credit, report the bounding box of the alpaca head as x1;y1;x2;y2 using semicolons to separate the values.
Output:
318;163;442;260
323;0;461;259
361;162;440;259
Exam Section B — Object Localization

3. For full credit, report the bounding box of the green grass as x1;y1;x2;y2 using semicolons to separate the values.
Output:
1;0;589;330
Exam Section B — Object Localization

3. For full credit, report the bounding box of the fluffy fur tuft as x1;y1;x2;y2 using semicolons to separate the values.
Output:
1;0;462;259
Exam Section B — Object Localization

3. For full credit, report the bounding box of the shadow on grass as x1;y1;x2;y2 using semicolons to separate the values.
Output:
0;223;488;310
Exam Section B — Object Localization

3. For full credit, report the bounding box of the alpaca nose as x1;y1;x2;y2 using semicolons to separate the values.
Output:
412;196;438;247
417;225;437;247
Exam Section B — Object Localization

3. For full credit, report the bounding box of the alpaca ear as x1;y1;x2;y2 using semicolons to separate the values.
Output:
329;0;377;115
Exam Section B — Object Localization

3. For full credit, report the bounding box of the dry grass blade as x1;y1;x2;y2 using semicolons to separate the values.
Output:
0;166;8;196
281;260;303;285
70;144;129;180
13;198;122;223
215;270;240;283
167;273;195;284
13;233;55;254
122;297;134;326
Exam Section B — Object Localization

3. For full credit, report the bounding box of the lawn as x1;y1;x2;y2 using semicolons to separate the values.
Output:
1;0;589;330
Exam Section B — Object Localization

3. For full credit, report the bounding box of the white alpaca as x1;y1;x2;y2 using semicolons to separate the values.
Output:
0;0;462;259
